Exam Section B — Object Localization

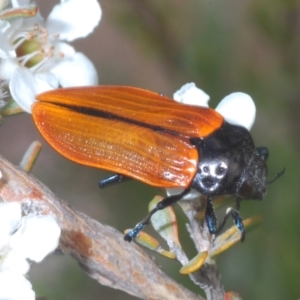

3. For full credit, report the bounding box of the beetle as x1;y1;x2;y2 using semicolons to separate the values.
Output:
32;85;271;242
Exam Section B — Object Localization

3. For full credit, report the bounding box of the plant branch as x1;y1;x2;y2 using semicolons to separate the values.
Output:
0;154;202;300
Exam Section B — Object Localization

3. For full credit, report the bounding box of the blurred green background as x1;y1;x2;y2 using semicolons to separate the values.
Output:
0;0;299;299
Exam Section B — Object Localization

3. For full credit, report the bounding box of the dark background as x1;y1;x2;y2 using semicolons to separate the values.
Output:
0;0;299;299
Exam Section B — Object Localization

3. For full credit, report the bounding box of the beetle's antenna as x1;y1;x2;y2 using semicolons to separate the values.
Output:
267;168;285;185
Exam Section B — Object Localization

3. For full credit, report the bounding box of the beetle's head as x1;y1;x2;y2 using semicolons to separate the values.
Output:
191;124;283;200
192;145;269;200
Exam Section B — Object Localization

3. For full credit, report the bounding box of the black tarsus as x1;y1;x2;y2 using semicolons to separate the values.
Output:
217;208;245;241
205;197;218;234
206;196;245;241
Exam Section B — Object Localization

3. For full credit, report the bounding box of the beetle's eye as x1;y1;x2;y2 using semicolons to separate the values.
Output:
256;147;269;161
216;163;227;176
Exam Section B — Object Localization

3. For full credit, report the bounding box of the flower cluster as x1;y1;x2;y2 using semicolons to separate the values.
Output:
0;0;101;112
0;202;61;300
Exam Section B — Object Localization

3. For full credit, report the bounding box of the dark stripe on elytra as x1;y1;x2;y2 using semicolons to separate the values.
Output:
49;102;185;137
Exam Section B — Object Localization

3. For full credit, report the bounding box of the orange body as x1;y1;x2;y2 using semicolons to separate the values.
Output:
32;86;224;188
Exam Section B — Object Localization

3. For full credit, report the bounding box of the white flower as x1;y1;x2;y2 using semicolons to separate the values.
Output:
215;92;256;131
0;202;61;300
167;82;256;199
173;82;256;130
173;82;210;107
0;0;101;113
0;271;35;300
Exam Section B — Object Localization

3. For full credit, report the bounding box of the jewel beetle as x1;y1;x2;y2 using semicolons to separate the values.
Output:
32;86;273;241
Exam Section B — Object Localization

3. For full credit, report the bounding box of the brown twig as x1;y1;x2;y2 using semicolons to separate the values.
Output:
0;154;202;300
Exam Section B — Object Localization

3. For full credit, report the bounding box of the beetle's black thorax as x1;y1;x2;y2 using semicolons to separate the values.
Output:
190;122;268;199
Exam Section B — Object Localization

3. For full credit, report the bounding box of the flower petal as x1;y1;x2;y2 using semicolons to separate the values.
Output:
0;202;22;253
11;0;32;7
0;271;35;300
51;52;98;86
9;68;58;113
215;92;256;130
0;59;18;79
173;83;210;107
9;214;61;262
0;251;30;274
47;0;102;42
54;41;76;57
0;20;11;39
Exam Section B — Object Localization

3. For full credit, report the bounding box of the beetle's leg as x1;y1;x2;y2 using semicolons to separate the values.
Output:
124;188;191;242
205;197;245;241
215;207;245;241
99;174;131;189
205;196;218;234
